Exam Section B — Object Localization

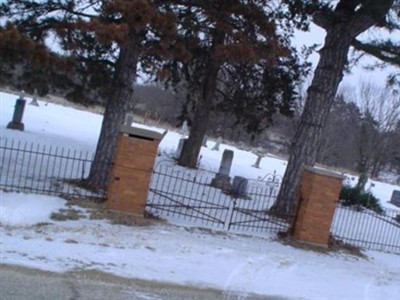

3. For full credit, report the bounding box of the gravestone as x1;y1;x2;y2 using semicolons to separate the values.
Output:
252;154;263;168
180;120;189;136
175;138;187;160
356;172;368;191
252;147;264;168
202;135;208;147
232;176;248;198
211;149;234;191
211;137;222;151
125;113;134;126
7;93;26;131
29;89;39;106
390;190;400;207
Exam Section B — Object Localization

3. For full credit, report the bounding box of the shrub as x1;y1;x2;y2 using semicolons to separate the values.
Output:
339;185;384;214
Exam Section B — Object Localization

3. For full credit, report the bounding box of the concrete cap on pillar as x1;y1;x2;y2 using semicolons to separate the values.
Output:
303;166;345;180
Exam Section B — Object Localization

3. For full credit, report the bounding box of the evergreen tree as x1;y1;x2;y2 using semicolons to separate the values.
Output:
161;0;306;168
351;0;400;86
273;0;396;217
0;24;77;96
0;0;178;190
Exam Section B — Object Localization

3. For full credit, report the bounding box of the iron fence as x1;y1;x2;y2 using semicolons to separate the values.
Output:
0;138;106;199
146;161;293;235
331;203;400;253
2;138;400;253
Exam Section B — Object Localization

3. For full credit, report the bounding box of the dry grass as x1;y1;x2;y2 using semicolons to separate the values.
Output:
51;208;86;221
277;231;366;258
58;196;163;227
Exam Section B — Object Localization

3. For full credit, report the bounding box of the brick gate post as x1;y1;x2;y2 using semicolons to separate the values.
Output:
107;125;165;215
292;166;344;248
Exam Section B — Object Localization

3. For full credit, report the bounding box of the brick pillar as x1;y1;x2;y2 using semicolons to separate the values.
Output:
292;166;344;248
107;125;164;215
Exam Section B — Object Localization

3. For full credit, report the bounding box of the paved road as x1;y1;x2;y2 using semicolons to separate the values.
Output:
0;264;290;300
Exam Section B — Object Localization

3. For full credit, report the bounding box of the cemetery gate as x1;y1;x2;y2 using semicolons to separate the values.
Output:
145;161;293;234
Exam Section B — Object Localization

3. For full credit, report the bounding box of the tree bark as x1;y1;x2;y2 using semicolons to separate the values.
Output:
271;0;394;217
85;36;138;191
178;29;225;168
178;60;220;168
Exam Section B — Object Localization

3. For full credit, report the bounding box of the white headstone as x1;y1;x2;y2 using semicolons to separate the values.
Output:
202;135;208;147
180;120;189;136
125;113;134;126
211;137;222;151
29;89;39;106
211;149;234;191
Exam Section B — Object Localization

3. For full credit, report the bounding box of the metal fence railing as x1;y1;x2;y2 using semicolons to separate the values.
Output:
331;203;400;253
146;161;293;235
0;138;106;199
1;138;399;253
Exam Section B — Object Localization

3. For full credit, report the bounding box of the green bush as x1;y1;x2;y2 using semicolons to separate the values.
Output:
339;185;384;214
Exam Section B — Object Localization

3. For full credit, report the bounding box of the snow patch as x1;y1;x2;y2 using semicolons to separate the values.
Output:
0;192;66;226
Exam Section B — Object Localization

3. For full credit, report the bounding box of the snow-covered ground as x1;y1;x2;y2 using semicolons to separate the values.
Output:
1;91;400;299
1;91;398;209
1;192;400;300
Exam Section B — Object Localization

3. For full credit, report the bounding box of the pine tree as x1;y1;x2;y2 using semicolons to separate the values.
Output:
0;24;76;95
1;0;178;190
351;1;400;86
161;0;304;168
272;0;396;217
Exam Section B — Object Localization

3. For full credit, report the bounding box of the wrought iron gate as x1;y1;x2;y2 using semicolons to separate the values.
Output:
146;162;292;234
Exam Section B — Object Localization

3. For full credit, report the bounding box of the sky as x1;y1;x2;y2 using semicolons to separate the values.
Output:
293;24;399;90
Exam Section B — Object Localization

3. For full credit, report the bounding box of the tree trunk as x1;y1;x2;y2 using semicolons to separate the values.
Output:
370;156;383;179
272;28;352;216
178;28;224;168
85;37;138;191
178;60;220;168
271;0;394;217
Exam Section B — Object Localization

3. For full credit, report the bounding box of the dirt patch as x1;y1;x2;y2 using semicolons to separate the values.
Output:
59;196;163;227
328;236;367;258
277;231;366;258
51;208;86;221
90;209;162;227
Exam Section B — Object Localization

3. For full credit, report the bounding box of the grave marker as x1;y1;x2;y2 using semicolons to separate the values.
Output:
390;190;400;207
180;120;189;136
29;89;39;106
202;135;208;147
125;113;134;126
211;149;234;191
175;138;187;160
7;93;26;131
211;137;222;151
252;154;263;168
232;176;248;198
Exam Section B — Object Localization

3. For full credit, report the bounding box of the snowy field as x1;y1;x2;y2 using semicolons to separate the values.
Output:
1;91;400;299
1;91;399;210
